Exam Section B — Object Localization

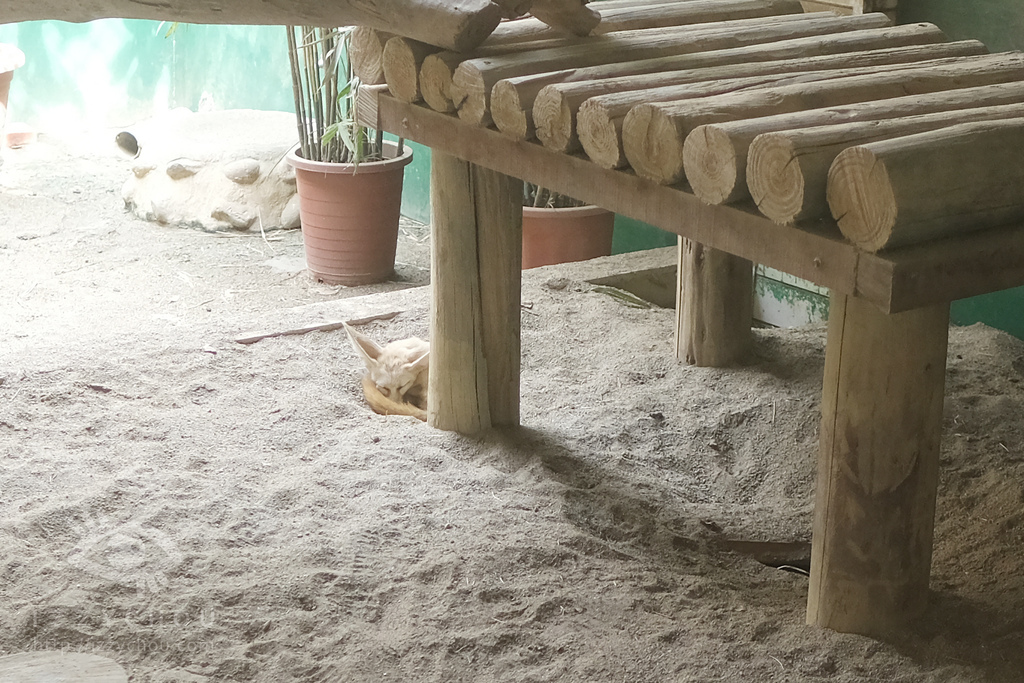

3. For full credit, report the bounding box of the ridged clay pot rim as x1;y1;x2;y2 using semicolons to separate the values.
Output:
286;139;413;175
523;204;611;218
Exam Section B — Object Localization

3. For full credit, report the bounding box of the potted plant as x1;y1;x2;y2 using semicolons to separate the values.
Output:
1;43;25;149
521;183;615;269
285;25;413;285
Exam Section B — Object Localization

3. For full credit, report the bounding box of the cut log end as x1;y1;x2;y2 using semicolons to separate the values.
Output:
684;124;740;206
577;99;625;169
828;146;898;252
452;64;490;126
350;27;391;85
622;104;685;184
491;80;530;139
420;52;459;113
748;133;807;225
533;85;574;152
382;38;427;103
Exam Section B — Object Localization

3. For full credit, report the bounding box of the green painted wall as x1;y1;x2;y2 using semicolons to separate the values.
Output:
899;0;1024;51
399;140;433;225
612;216;676;254
0;20;291;128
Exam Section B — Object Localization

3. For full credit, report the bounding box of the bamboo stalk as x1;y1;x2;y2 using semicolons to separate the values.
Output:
828;118;1024;252
621;51;1024;185
747;102;1024;225
286;26;310;160
453;12;889;127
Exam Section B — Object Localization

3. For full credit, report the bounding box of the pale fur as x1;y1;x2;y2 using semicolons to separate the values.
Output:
344;322;429;416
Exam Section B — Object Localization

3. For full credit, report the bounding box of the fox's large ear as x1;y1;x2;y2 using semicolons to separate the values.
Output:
406;348;429;372
344;322;383;368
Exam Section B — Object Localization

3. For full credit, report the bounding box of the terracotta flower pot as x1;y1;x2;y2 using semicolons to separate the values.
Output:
1;44;26;146
521;204;615;269
287;140;413;285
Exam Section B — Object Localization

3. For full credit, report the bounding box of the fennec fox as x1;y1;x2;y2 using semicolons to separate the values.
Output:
344;322;429;421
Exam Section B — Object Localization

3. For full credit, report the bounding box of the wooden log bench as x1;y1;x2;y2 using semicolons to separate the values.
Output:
358;86;1024;637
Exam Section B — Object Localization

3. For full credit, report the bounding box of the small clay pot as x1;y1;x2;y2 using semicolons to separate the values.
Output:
1;43;27;145
522;204;615;269
287;141;413;285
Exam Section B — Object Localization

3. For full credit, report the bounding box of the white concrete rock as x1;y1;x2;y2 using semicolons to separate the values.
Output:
120;108;300;232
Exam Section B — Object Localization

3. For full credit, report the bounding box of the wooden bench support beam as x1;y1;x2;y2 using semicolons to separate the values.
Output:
808;293;949;635
675;238;753;366
428;152;522;433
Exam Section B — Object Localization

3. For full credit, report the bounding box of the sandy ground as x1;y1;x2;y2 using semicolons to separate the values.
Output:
1;130;1024;683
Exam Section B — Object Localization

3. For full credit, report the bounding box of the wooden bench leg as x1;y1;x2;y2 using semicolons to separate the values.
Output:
675;237;753;367
428;151;522;432
807;293;949;635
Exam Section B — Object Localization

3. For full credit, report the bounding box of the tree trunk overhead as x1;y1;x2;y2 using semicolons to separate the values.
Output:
1;0;504;52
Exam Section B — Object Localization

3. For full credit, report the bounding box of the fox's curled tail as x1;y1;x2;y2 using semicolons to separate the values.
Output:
361;376;427;421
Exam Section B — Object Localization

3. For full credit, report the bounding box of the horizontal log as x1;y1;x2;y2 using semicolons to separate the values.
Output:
453;12;892;126
828;119;1024;252
493;0;803;38
622;51;1024;185
404;22;600;110
533;23;950;151
576;69;848;159
421;52;472;112
593;0;804;33
383;37;440;102
4;0;503;53
572;43;982;169
748;102;1024;225
585;50;988;171
421;0;777;110
351;27;395;85
687;51;1024;208
420;31;604;114
487;0;809;136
